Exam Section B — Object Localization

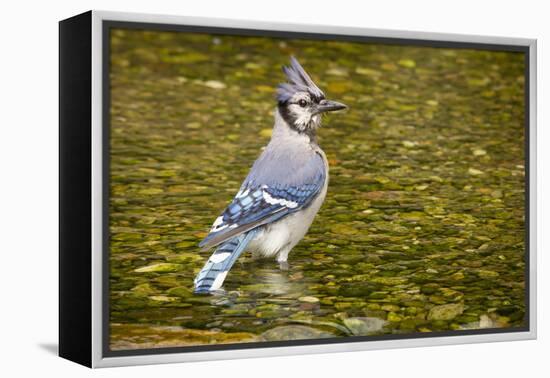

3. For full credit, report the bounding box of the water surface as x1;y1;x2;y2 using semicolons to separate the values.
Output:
109;29;526;350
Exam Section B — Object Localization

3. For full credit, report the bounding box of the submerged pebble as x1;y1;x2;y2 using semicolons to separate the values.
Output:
428;303;464;321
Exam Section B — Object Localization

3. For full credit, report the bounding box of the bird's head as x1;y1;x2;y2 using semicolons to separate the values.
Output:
276;56;347;134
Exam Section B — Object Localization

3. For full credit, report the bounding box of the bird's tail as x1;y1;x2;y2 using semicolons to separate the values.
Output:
193;230;257;294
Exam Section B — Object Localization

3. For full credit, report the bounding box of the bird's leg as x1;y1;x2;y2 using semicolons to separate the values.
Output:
276;247;291;271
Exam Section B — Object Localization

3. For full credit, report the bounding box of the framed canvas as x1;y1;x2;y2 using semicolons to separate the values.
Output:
59;10;537;368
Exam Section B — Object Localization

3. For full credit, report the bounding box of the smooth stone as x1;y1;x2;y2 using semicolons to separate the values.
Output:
387;312;403;322
343;317;387;336
381;304;400;312
261;326;334;341
149;295;178;302
477;270;500;279
131;283;155;295
166;286;193;297
298;296;320;303
134;263;183;273
427;303;464;321
398;59;416;68
468;168;484;175
203;80;226;89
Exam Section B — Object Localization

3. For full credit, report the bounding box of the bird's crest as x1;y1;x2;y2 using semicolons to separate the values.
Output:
277;56;325;103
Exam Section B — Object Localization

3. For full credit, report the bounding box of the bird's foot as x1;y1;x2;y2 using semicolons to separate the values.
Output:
278;261;289;271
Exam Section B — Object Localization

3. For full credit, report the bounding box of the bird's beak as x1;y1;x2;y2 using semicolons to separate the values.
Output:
314;99;348;115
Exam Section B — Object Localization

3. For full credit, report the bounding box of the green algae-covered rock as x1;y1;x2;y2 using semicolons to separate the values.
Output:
428;303;464;321
261;326;334;341
134;263;183;273
343;317;387;336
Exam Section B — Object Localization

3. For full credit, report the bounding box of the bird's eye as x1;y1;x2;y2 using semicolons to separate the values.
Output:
298;99;307;107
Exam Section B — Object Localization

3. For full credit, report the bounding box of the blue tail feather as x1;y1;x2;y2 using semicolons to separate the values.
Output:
193;230;257;294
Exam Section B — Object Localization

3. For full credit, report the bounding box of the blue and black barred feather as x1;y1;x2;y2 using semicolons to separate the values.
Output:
199;171;325;250
194;230;258;293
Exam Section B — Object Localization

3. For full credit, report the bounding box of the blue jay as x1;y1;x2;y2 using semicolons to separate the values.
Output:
194;57;347;293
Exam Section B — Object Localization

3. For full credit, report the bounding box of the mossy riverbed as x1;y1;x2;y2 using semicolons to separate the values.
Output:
109;29;526;350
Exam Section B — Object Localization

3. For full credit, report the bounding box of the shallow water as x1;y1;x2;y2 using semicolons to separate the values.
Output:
108;29;526;350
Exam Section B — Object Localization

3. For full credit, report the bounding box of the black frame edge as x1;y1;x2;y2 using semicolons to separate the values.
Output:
59;10;93;368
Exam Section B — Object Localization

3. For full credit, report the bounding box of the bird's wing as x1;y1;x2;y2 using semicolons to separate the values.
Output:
199;158;326;249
